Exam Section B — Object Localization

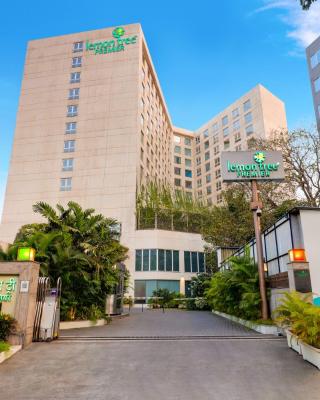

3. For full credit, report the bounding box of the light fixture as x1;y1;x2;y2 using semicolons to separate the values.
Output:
17;247;36;262
288;249;306;262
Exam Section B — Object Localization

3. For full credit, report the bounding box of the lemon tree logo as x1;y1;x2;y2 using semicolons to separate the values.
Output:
254;151;266;164
112;27;125;39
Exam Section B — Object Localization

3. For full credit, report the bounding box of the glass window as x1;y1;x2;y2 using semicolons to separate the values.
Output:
70;72;80;83
205;162;210;172
205;151;210;161
72;56;82;68
196;156;201;166
215;169;221;179
203;129;209;138
173;250;179;272
165;250;172;271
315;77;320;92
222;116;228;126
191;252;198;272
67;105;78;117
143;249;149;271
243;99;251;112
246;124;254;135
224;140;230;150
195;136;200;144
214;157;220;167
158;249;165;271
68;88;79;100
214;145;219;155
198;253;205;273
223;127;229;137
185;148;191;156
174;156;181;164
184;251;191;272
197;167;201;176
174;135;181;143
244;112;252;124
73;41;84;52
64;140;75;153
174;167;181;175
174;178;181;186
233;120;240;131
185;159;192;167
135;250;142;271
184;137;191;146
196;146;200;154
66;122;77;134
185;169;192;178
204;140;209;149
150;249;157;271
212;122;218;132
62;158;73;171
216;181;222;191
207;186;212;195
232;108;239;118
197;178;202;187
311;50;320;69
174;145;181;153
206;174;211;183
185;181;192;189
60;177;72;191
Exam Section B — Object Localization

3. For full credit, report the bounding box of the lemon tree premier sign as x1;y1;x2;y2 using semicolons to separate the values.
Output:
221;151;285;182
86;27;137;55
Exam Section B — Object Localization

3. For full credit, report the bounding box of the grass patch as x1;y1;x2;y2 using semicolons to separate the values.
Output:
0;341;10;353
254;319;276;326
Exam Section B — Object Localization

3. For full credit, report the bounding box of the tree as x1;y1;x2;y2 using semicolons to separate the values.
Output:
2;201;128;320
249;129;320;207
300;0;317;9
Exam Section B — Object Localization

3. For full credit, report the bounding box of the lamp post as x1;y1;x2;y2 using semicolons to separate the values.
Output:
251;180;268;320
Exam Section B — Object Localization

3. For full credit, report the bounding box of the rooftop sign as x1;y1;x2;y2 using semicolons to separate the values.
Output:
86;27;137;55
221;151;285;182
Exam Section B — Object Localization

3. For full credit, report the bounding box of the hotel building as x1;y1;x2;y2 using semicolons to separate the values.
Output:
0;24;287;298
306;35;320;132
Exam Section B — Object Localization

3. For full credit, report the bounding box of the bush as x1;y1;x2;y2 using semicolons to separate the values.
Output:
0;313;16;341
274;292;320;348
194;297;209;310
205;254;261;321
0;341;10;353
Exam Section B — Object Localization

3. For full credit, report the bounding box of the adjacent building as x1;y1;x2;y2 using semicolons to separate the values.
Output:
0;24;287;298
306;35;320;132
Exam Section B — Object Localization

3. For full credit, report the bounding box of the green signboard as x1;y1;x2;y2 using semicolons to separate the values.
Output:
221;151;285;181
0;277;17;302
86;27;138;55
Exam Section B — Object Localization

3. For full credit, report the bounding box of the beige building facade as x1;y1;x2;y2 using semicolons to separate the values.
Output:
1;24;287;298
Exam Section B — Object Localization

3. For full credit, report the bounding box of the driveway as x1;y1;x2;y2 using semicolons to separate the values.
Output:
1;310;320;400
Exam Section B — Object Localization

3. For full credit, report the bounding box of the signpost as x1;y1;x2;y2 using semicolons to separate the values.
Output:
221;150;285;320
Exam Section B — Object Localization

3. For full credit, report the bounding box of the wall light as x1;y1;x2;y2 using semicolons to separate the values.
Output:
17;247;36;262
288;249;306;262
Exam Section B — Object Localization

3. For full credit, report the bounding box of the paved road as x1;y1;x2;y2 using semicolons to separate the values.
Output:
1;310;320;400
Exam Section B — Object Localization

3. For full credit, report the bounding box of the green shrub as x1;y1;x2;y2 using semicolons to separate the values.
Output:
152;289;177;308
186;298;197;310
0;313;16;341
205;254;261;321
274;292;320;348
194;297;209;310
0;341;10;353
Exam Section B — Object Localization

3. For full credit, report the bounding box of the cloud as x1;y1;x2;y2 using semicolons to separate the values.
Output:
253;0;320;50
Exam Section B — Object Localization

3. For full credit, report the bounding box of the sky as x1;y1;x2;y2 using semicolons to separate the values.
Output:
1;0;320;217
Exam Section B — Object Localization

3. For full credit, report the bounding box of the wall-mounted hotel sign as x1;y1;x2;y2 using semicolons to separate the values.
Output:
221;151;285;182
86;27;138;55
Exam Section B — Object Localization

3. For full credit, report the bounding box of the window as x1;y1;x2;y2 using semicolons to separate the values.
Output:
196;167;201;176
174;178;181;186
185;148;191;157
195;136;200;144
184;251;205;273
73;41;84;52
66;122;77;134
213;135;219;144
212;122;218;132
205;151;210;161
158;249;165;271
206;174;211;183
185;181;192;189
197;178;202;188
244;112;252;124
184;137;191;146
184;251;191;272
236;144;242;151
198;190;202;197
246;124;254;135
185;158;192;167
72;57;82;68
196;146;200;155
243;99;251;112
314;77;320;93
174;156;181;164
224;140;230;150
68;88;79;100
174;145;181;154
70;72;80;83
174;135;181;143
214;157;220;167
215;169;221;179
223;127;229;137
185;169;192;178
206;186;212;195
214;145;219;155
143;249;150;271
205;162;210;172
135;250;142;271
186;192;192;199
232;108;239;118
216;181;222;191
150;249;157;271
234;132;241;142
196;156;201;166
60;177;72;191
217;193;223;203
233;120;240;131
64;140;75;153
222;116;228;126
174;167;181;175
62;158;73;171
203;129;209;138
173;250;179;272
67;105;78;117
311;50;320;68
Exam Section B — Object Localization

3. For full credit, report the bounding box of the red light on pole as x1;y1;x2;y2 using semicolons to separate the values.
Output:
288;249;306;262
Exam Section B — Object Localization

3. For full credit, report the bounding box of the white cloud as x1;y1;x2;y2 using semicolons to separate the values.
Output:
253;0;320;50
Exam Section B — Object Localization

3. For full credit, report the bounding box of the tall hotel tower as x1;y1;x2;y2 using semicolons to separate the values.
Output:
0;24;287;297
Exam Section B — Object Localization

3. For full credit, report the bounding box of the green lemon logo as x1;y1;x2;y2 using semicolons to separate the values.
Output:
112;27;125;39
254;151;266;164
